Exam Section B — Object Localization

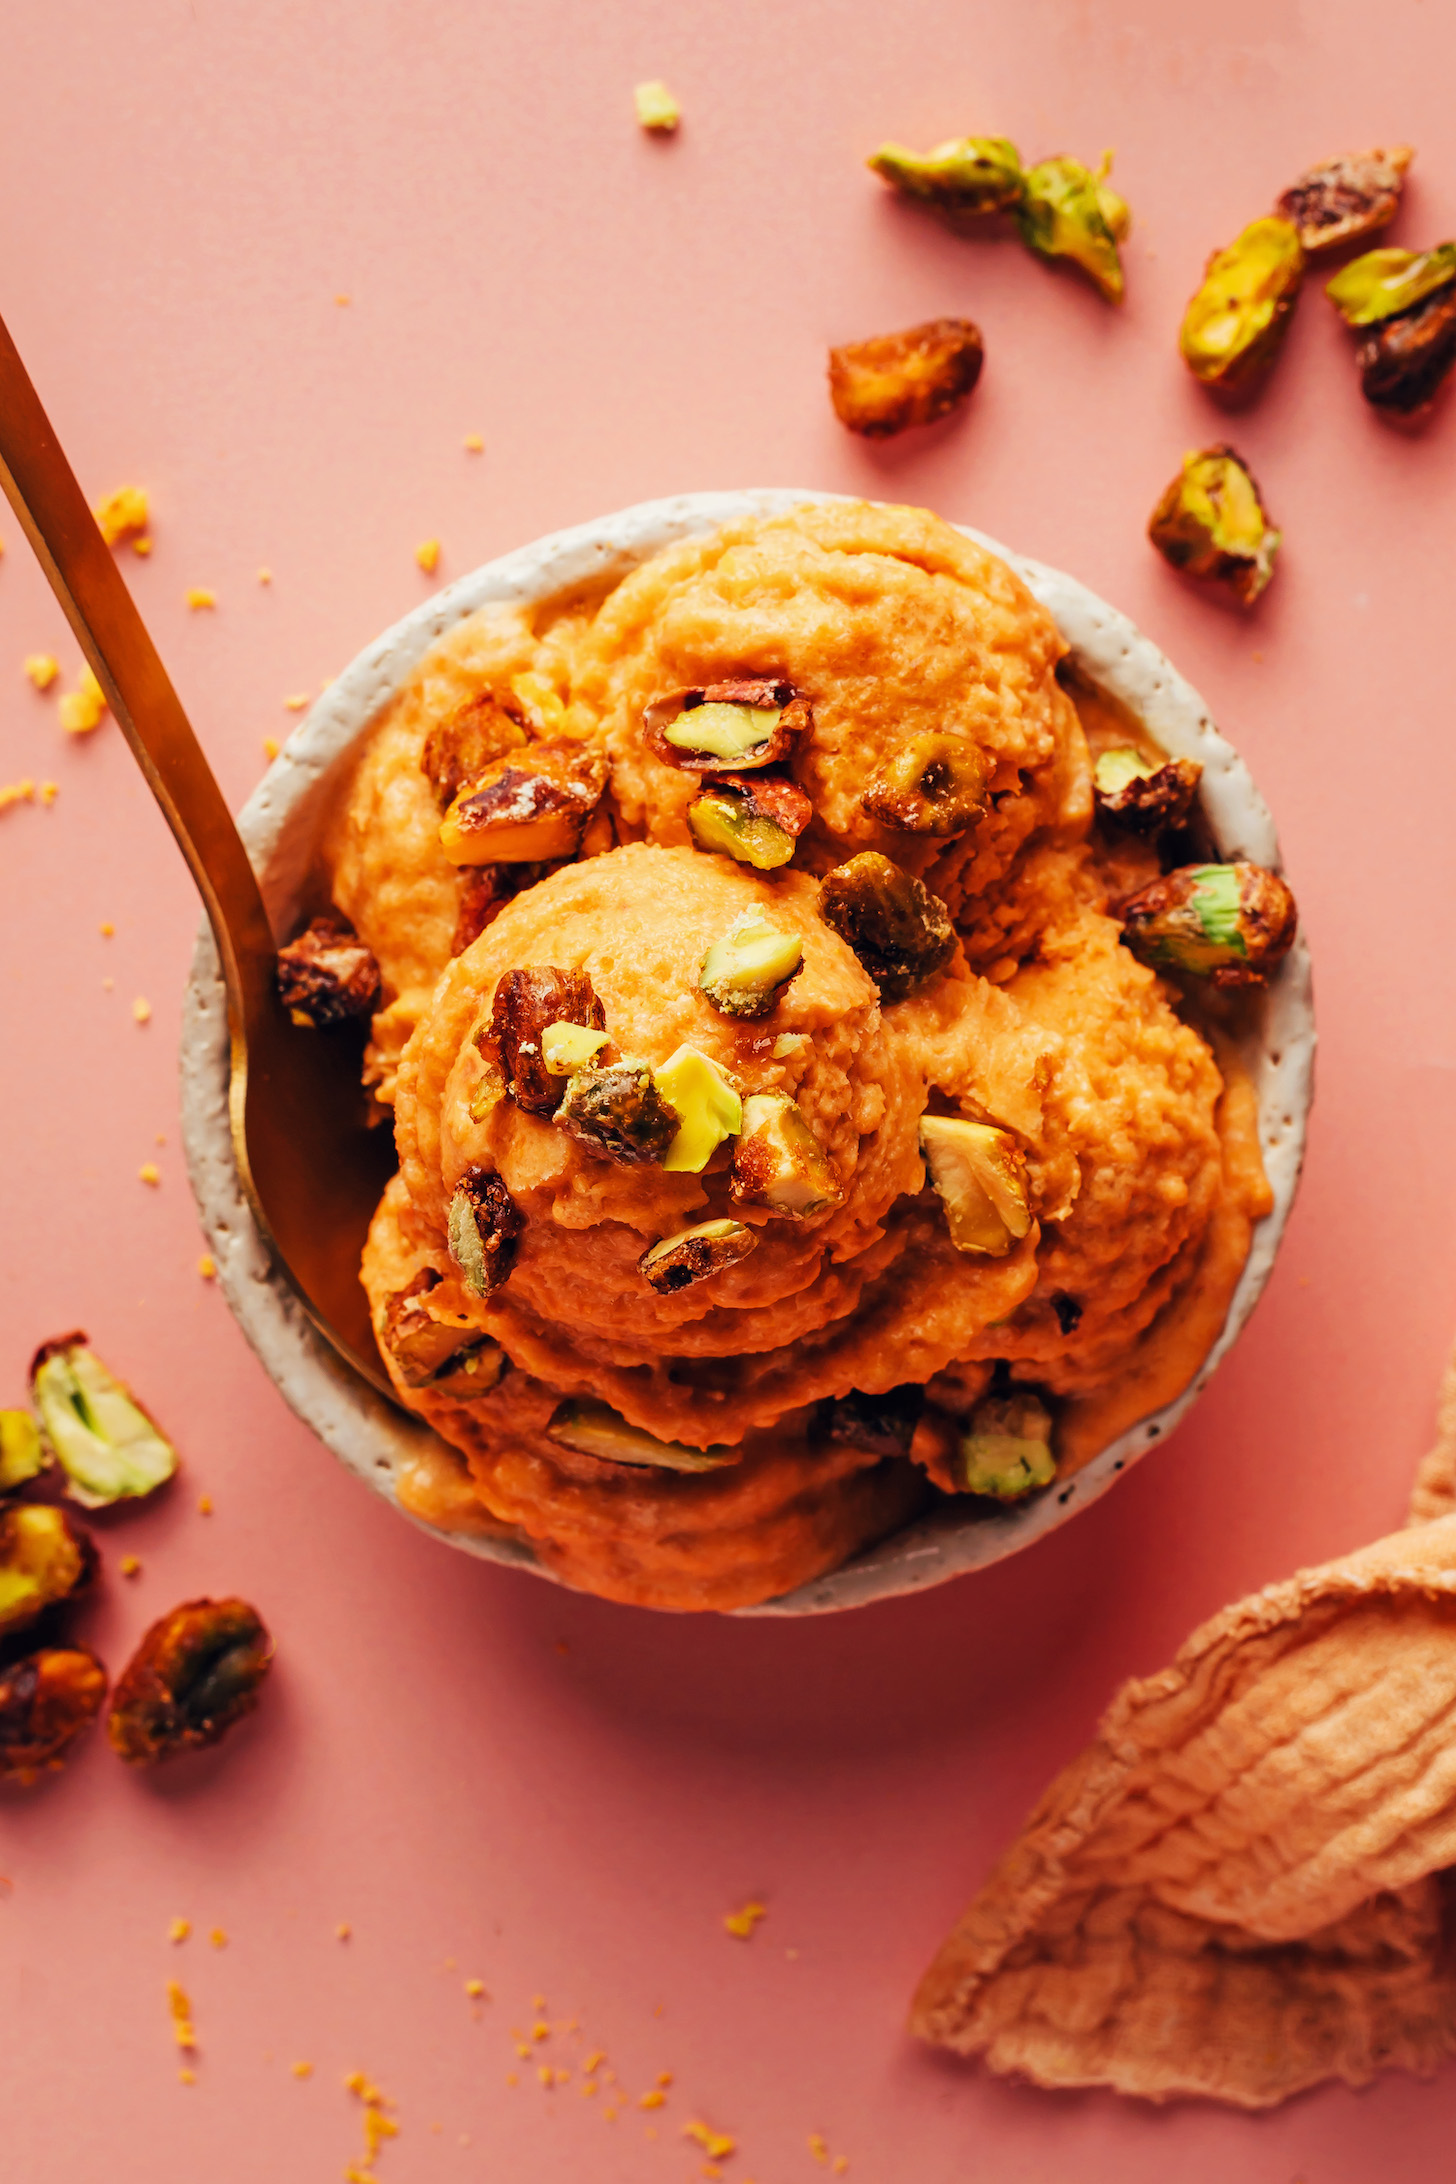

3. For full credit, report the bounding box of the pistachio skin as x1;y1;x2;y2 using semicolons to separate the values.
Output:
1179;217;1305;391
958;1392;1056;1500
1017;157;1126;302
860;732;991;836
490;967;606;1114
639;1219;758;1294
1117;863;1297;988
828;319;984;438
818;853;956;1003
108;1599;273;1765
0;1648;108;1784
644;681;807;773
867;135;1025;215
1357;282;1456;415
1147;445;1280;606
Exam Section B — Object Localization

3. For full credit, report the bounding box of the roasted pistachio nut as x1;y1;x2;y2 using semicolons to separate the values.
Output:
819;1384;924;1458
1147;444;1281;607
1017;157;1126;302
699;912;804;1019
1118;862;1298;987
958;1392;1056;1499
654;1045;743;1173
0;1647;107;1784
639;1218;758;1294
919;1116;1032;1257
29;1335;178;1507
547;1398;737;1473
0;1408;48;1490
861;731;991;836
818;853;956;1002
1356;281;1456;415
867;135;1025;215
1276;146;1414;256
0;1504;96;1638
275;917;381;1028
108;1597;273;1766
1093;747;1203;833
489;966;607;1113
420;689;528;810
446;1168;524;1298
1326;243;1456;329
729;1091;843;1217
382;1269;498;1389
828;318;984;438
439;741;607;865
452;862;543;957
687;774;812;871
1179;217;1305;391
556;1060;680;1165
644;679;809;773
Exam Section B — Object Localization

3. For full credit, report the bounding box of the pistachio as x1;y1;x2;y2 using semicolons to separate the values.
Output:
957;1391;1056;1499
0;1504;96;1637
439;741;607;864
654;1045;743;1173
919;1117;1032;1257
818;852;956;1002
645;679;809;773
556;1060;680;1165
699;912;804;1019
828;319;984;438
1179;217;1305;391
446;1169;524;1298
0;1647;107;1784
541;1020;611;1073
420;689;528;810
275;916;381;1028
1276;146;1413;256
729;1091;842;1217
0;1408;48;1491
1117;862;1298;987
29;1334;178;1507
1147;444;1281;607
860;732;991;836
819;1385;924;1458
1017;156;1126;301
1326;243;1456;328
383;1269;503;1389
867;135;1025;215
467;1058;507;1125
546;1397;737;1472
687;774;812;870
1355;280;1456;414
428;1341;507;1401
1093;747;1203;833
108;1597;273;1765
639;1218;758;1293
489;967;607;1113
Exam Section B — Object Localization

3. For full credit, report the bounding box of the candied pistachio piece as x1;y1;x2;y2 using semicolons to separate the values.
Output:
0;1504;96;1637
1326;243;1456;328
639;1218;758;1294
819;1384;924;1458
420;689;528;810
1093;747;1203;833
547;1397;736;1473
382;1268;496;1389
867;135;1025;215
819;852;956;1002
452;862;544;957
490;966;606;1113
699;912;804;1019
1179;217;1305;390
729;1091;843;1217
0;1647;107;1784
446;1168;524;1298
541;1020;611;1074
1118;862;1297;987
1147;444;1281;607
919;1117;1032;1258
828;318;983;438
1277;146;1414;256
688;774;812;870
557;1059;679;1165
1017;156;1126;302
654;1045;743;1173
1356;280;1456;414
958;1391;1056;1499
439;740;607;864
275;916;381;1028
30;1335;178;1507
108;1597;272;1765
645;679;809;773
0;1408;48;1490
861;732;991;837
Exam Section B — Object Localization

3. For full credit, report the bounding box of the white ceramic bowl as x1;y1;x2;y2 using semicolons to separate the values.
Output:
180;491;1314;1615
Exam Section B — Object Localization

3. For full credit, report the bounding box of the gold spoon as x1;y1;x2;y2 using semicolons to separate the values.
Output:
0;310;396;1395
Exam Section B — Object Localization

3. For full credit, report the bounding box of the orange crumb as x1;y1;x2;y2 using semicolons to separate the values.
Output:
292;2060;313;2079
139;1163;161;1186
167;1981;196;2051
133;996;152;1024
178;2066;196;2085
531;2022;550;2042
808;2133;829;2164
639;2089;667;2110
583;2049;606;2072
258;567;273;585
505;2072;519;2088
335;293;351;306
99;921;115;935
186;588;216;611
198;1494;214;1515
121;1555;142;1578
685;2121;737;2159
284;694;309;710
58;666;106;734
657;2070;674;2086
538;2065;553;2087
95;485;150;548
103;977;114;991
514;2044;531;2060
39;781;58;804
833;2159;849;2175
532;1994;547;2009
724;1899;767;1939
336;1923;351;1941
0;780;35;813
582;2079;599;2097
463;433;484;453
210;1928;227;1950
24;653;59;690
198;1255;216;1280
134;538;153;556
263;737;280;761
168;1918;191;1944
415;538;440;574
553;2068;570;2086
465;1979;485;1998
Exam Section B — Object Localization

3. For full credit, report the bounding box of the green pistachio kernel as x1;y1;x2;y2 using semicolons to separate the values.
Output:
30;1337;178;1508
1326;242;1456;328
1179;217;1305;389
687;786;799;870
653;1045;743;1173
1017;157;1125;301
540;1020;611;1074
958;1392;1056;1500
1147;445;1281;607
699;912;804;1019
547;1398;737;1472
867;135;1025;215
0;1409;48;1491
919;1116;1032;1257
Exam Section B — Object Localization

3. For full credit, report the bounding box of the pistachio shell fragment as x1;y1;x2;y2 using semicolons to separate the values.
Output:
1093;747;1203;833
645;679;809;773
108;1597;273;1765
654;1045;743;1173
639;1218;758;1294
29;1335;178;1508
1117;862;1297;988
958;1391;1056;1499
729;1091;843;1218
382;1269;505;1392
919;1117;1032;1257
0;1409;48;1491
1276;146;1413;256
867;135;1026;215
541;1020;611;1074
1148;444;1281;607
828;318;984;437
490;967;606;1113
275;916;381;1028
1356;281;1456;414
1179;217;1304;390
1326;243;1456;328
0;1504;96;1638
687;774;811;870
439;741;606;864
819;852;956;1002
556;1059;680;1165
699;912;804;1018
0;1647;107;1784
861;732;991;836
546;1397;737;1473
1017;157;1126;302
446;1169;524;1298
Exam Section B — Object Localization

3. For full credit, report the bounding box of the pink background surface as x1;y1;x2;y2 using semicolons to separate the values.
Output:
3;2;1456;2177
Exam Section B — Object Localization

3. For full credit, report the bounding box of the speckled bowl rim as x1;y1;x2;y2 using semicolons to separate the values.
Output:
179;489;1314;1616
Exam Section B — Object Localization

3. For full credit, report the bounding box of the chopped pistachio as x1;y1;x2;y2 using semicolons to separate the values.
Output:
729;1091;842;1217
654;1045;743;1173
819;1385;923;1457
818;853;956;1002
541;1020;611;1074
645;680;807;773
699;912;804;1018
447;1170;524;1298
1147;445;1281;607
1355;280;1456;414
687;775;810;870
421;691;528;810
958;1392;1056;1499
860;732;990;836
490;968;606;1113
639;1219;758;1294
0;1647;108;1783
1179;217;1305;390
1326;243;1456;328
383;1270;499;1389
1118;862;1298;987
0;1505;96;1637
634;79;680;133
0;1409;48;1490
1277;146;1414;256
1093;747;1203;832
468;1060;506;1124
439;741;606;864
919;1117;1032;1256
428;1340;507;1401
828;319;984;438
1017;156;1126;301
275;917;380;1028
556;1060;679;1164
546;1398;736;1472
108;1598;272;1765
29;1336;178;1507
866;135;1025;215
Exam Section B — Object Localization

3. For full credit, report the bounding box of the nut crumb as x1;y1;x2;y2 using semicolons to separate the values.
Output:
58;666;106;734
139;1163;161;1186
465;1978;485;1997
463;433;484;452
262;737;280;760
197;1255;216;1279
185;589;216;611
415;539;441;574
336;1922;351;1941
210;1928;228;1949
95;486;150;549
100;921;114;936
24;654;59;690
257;567;273;585
169;1917;191;1943
0;780;35;813
197;1494;214;1515
133;997;152;1024
634;80;681;132
167;1981;196;2052
284;693;309;710
724;1898;768;1939
121;1555;142;1579
40;781;58;804
639;2089;667;2109
291;2060;313;2079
